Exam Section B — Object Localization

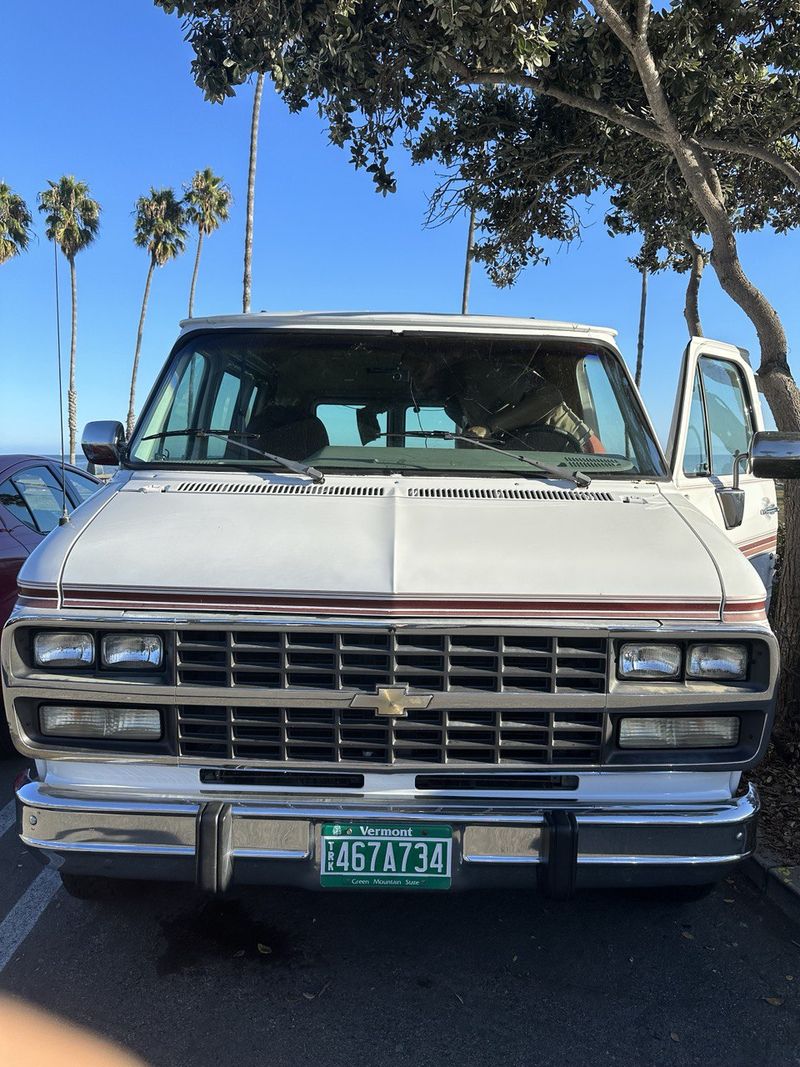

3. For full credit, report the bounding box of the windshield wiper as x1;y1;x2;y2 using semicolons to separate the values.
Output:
136;429;324;483
375;431;591;488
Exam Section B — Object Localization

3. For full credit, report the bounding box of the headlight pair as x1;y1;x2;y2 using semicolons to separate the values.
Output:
618;642;748;681
33;632;163;670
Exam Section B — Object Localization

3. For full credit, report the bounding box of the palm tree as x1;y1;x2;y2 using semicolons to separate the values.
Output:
127;188;187;437
0;182;33;264
38;177;101;464
243;72;265;314
184;167;232;317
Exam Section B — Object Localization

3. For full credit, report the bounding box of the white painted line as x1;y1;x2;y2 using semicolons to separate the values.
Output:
0;799;16;838
0;868;61;972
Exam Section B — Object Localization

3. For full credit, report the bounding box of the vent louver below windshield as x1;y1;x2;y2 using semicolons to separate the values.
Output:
173;482;616;501
175;482;387;496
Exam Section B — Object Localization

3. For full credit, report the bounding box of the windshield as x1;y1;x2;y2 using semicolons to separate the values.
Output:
127;329;666;478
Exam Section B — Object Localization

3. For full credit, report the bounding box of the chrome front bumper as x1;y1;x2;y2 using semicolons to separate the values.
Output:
16;778;759;895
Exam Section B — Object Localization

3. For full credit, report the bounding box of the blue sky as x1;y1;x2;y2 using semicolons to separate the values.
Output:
1;0;797;453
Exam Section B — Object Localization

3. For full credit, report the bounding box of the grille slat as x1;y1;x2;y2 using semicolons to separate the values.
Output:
177;629;609;695
176;704;605;766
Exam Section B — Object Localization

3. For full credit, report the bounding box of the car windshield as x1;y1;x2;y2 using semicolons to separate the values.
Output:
127;329;666;478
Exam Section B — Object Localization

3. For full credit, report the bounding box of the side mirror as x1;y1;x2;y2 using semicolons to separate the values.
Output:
751;430;800;479
82;421;126;466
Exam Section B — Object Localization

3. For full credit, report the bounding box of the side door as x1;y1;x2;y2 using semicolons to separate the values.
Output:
667;338;778;592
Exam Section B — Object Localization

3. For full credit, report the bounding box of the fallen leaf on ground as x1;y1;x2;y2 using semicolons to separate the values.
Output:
763;996;784;1007
257;943;272;956
681;931;695;941
303;982;331;1001
670;1033;680;1042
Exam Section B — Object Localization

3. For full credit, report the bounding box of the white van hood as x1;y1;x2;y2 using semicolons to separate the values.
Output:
19;472;766;622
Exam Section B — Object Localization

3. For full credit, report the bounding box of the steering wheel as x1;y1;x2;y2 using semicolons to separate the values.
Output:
499;424;584;454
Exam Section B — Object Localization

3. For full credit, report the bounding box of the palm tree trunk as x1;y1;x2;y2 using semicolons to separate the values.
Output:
461;205;476;314
243;72;265;314
68;255;78;464
634;267;647;388
127;256;155;439
683;239;705;337
188;230;204;318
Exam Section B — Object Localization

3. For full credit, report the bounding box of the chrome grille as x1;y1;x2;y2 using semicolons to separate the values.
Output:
176;630;609;694
176;705;606;766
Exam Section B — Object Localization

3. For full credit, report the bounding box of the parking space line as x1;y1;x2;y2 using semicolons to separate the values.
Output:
0;799;16;838
0;868;61;973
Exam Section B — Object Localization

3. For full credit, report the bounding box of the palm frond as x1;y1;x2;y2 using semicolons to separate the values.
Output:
134;187;188;265
37;175;100;259
0;181;34;264
183;166;232;235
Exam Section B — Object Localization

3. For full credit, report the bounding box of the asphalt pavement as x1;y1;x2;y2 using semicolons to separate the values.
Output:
0;757;799;1067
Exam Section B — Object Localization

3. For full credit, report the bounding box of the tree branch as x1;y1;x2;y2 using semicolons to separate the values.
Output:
592;0;636;49
699;136;800;194
442;56;667;145
636;0;651;38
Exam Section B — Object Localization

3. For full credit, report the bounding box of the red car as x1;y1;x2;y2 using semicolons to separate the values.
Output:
0;455;101;754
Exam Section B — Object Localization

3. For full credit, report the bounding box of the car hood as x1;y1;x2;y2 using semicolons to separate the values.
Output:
18;471;768;622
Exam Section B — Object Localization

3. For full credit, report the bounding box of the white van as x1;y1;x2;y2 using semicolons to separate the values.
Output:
4;312;798;898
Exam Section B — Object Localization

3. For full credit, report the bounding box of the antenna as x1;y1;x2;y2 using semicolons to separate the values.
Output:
53;240;69;526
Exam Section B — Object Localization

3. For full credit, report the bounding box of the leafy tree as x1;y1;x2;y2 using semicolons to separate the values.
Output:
156;0;800;728
128;188;187;437
184;166;232;316
244;73;264;313
0;183;33;264
38;177;101;464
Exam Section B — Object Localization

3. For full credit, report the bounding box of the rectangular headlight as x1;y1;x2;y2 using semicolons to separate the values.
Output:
687;643;748;681
101;634;163;669
34;632;94;668
619;716;739;749
40;705;162;740
618;643;681;680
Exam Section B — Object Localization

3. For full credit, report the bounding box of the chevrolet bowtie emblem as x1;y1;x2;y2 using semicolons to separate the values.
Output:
349;686;434;718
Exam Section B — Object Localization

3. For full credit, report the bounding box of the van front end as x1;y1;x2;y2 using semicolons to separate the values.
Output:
3;608;775;897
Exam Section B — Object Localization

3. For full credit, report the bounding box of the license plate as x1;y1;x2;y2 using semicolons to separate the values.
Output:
320;822;452;889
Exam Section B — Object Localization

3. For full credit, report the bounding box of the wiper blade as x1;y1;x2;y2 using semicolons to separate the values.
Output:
376;431;591;488
137;429;324;483
139;428;259;441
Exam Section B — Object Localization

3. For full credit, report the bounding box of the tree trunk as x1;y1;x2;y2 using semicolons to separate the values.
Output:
188;230;204;318
634;267;647;387
683;241;704;337
127;256;156;439
68;255;78;465
243;72;264;314
612;16;800;733
461;205;476;314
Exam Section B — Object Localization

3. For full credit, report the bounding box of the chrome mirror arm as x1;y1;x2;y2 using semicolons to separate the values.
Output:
731;448;751;491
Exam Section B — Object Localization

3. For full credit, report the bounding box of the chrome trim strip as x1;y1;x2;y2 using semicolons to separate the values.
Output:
232;848;310;861
22;837;194;857
463;855;540;865
578;853;748;866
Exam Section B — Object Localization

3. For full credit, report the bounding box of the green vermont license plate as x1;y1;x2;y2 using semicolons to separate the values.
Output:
320;823;452;889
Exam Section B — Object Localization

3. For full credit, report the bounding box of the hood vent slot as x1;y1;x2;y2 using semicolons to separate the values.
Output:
175;482;387;497
407;487;614;502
